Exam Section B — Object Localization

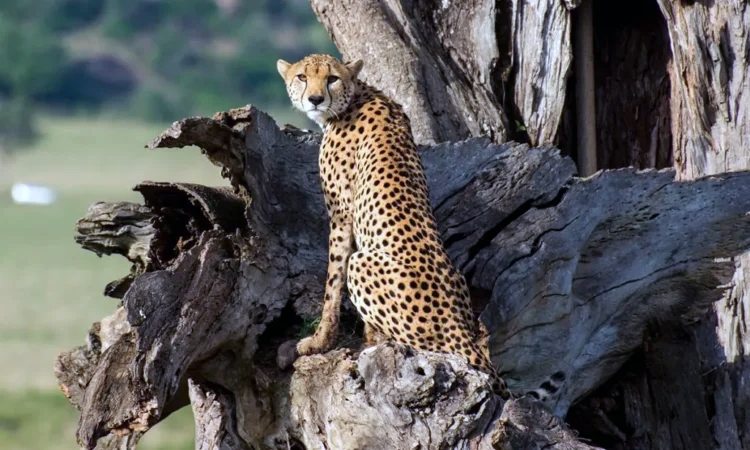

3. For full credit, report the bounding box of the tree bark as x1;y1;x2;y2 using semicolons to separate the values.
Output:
643;2;750;449
310;0;510;145
309;0;580;148
508;0;575;147
559;2;750;449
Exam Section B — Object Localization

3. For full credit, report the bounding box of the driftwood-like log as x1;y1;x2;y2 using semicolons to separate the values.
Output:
54;105;750;449
74;202;155;298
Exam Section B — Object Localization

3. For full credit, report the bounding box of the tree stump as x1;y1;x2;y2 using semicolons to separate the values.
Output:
54;106;750;449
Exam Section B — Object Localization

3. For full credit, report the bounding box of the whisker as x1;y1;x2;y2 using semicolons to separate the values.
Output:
327;108;340;122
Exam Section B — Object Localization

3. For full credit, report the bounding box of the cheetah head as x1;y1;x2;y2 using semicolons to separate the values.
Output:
276;54;364;125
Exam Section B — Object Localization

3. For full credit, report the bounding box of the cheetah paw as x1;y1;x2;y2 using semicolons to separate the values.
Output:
296;334;334;356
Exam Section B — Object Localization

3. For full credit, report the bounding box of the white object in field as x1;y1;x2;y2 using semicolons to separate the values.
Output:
11;183;57;205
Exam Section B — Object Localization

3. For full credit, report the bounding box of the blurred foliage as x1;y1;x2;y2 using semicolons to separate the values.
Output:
0;0;337;127
0;14;67;97
0;97;39;155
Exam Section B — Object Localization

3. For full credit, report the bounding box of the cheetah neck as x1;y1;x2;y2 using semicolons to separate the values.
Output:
324;80;387;128
351;80;383;106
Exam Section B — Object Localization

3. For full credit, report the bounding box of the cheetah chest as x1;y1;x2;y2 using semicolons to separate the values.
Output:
319;134;356;219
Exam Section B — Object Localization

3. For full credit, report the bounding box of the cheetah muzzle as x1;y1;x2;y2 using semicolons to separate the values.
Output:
277;53;510;399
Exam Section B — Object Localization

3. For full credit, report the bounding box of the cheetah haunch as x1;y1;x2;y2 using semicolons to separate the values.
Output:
277;54;509;398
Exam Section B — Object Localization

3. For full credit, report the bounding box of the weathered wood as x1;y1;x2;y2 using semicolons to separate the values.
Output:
651;2;750;449
657;1;750;179
190;380;253;450
568;326;716;450
310;0;509;145
309;0;676;167
74;202;155;298
291;342;599;450
309;0;581;149
441;153;750;416
55;106;750;448
570;1;750;450
509;0;575;146
47;1;750;448
658;7;750;445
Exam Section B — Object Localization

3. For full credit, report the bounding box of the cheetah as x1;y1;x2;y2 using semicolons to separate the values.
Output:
277;54;509;398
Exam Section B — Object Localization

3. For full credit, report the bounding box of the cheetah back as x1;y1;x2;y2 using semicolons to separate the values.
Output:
322;81;506;395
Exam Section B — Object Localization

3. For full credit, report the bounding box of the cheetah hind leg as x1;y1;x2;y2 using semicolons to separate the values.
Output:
471;347;511;400
472;324;511;399
348;250;510;399
363;323;387;348
476;320;492;362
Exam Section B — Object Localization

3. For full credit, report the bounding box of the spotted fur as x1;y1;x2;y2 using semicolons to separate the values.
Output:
277;54;509;398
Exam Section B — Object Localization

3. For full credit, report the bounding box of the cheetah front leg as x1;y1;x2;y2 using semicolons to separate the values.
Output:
297;211;354;356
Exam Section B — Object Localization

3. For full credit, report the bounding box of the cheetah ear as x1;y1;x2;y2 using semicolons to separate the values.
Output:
345;59;364;79
277;59;292;78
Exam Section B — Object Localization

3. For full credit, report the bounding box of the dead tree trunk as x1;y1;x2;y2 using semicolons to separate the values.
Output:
670;3;750;444
53;1;750;449
55;106;750;449
568;3;750;449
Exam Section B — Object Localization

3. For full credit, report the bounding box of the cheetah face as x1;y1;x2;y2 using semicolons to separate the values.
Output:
276;54;364;126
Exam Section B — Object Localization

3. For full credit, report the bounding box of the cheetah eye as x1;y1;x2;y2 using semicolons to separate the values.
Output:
296;74;307;82
328;75;340;84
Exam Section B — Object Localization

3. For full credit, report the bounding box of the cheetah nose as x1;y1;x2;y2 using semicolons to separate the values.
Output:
308;95;325;106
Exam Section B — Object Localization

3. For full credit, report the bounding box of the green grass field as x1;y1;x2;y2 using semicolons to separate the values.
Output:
0;110;306;449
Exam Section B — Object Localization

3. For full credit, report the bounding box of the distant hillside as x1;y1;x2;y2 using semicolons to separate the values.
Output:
0;0;337;122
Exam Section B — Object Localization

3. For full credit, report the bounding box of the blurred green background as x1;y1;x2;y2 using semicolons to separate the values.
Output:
0;1;335;448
